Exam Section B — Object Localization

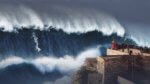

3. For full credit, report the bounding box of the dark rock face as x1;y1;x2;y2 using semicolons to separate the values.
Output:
72;66;102;84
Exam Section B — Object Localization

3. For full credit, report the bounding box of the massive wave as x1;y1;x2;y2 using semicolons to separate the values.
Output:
0;3;149;84
0;4;149;48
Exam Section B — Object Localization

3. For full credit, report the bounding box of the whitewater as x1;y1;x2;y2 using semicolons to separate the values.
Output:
0;47;100;73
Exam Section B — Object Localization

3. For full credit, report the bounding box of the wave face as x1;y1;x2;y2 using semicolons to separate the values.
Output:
0;28;132;57
0;28;134;84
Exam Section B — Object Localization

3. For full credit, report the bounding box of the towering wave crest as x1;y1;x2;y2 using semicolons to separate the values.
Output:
0;1;148;48
0;47;100;73
0;5;125;37
0;4;149;48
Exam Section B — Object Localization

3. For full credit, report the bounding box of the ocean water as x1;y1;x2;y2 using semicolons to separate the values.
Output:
0;28;135;84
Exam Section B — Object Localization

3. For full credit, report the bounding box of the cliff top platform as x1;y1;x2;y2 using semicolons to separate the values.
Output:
107;48;150;56
84;47;150;72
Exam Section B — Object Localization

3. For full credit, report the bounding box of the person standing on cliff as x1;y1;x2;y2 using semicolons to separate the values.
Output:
111;40;117;50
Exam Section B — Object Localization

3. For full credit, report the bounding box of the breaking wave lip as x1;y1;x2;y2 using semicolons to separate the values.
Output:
0;47;101;74
0;5;125;37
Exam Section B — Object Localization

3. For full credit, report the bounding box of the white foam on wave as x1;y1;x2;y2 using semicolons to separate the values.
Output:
0;57;26;69
32;32;41;52
0;5;44;31
0;5;125;37
0;47;100;73
45;7;125;36
125;23;150;47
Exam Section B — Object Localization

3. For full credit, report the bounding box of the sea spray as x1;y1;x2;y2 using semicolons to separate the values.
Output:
0;47;101;74
0;5;125;37
32;32;41;52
